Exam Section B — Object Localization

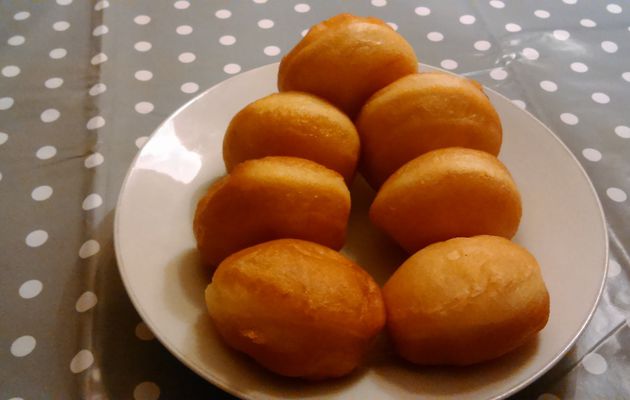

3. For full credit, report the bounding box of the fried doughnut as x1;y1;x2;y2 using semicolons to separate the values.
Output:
193;157;350;266
383;235;550;366
278;13;418;118
357;72;502;188
205;239;386;379
223;92;359;184
370;147;521;253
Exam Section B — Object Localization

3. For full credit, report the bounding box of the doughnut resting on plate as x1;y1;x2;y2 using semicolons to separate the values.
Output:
278;13;418;118
205;239;386;379
193;156;350;266
370;147;521;253
222;91;359;184
383;235;550;366
357;72;502;189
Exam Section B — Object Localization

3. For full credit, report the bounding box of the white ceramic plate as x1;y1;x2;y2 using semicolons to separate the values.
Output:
114;63;608;400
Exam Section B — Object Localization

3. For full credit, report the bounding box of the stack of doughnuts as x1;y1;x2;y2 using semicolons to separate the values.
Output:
193;13;549;379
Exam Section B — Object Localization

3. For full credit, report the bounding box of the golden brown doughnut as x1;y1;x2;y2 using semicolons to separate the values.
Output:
223;92;360;184
370;147;522;253
357;72;502;188
278;13;418;118
205;239;386;379
193;157;350;266
383;235;550;366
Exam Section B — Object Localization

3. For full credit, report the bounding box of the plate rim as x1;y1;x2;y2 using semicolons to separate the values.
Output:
113;62;609;400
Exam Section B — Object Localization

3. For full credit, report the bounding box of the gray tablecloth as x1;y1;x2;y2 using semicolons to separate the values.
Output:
1;0;629;399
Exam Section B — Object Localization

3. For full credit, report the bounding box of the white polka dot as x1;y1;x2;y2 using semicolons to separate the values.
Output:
176;25;193;35
474;40;491;51
560;113;579;125
608;260;621;278
135;322;155;340
135;70;153;81
174;0;190;9
537;394;560;400
56;0;73;5
615;125;630;138
11;336;36;357
264;45;281;56
294;3;310;12
26;230;48;248
512;99;526;109
135;102;154;114
82;193;103;210
91;53;108;65
94;0;109;11
70;350;94;373
601;41;618;53
580;18;596;28
553;30;570;41
459;15;476;24
371;0;387;6
582;353;607;374
0;132;8;146
623;72;630;82
89;83;107;96
8;35;26;46
14;11;30;21
0;97;14;110
505;22;522;32
540;80;558;92
31;185;53;201
223;63;242;75
86;116;106;130
41;109;60;123
415;6;431;16
427;32;444;42
49;48;67;59
19;280;43;299
180;82;199;94
134;41;152;52
258;19;274;29
53;21;70;31
582;148;602;162
45;77;64;89
2;65;21;78
36;146;57;160
387;22;398;31
563;0;577;4
178;52;196;63
490;68;507;80
85;152;104;168
301;29;309;37
134;15;151;25
134;382;161;400
534;9;550;19
570;62;588;73
607;187;627;202
215;9;231;18
92;25;108;36
135;136;149;149
219;35;236;45
75;291;98;311
607;3;622;14
592;92;610;104
489;0;505;8
440;59;458;70
522;47;539;60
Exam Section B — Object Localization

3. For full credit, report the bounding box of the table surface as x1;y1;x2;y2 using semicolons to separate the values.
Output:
1;1;629;399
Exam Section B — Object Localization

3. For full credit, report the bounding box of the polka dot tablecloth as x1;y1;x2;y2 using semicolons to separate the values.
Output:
1;0;629;399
